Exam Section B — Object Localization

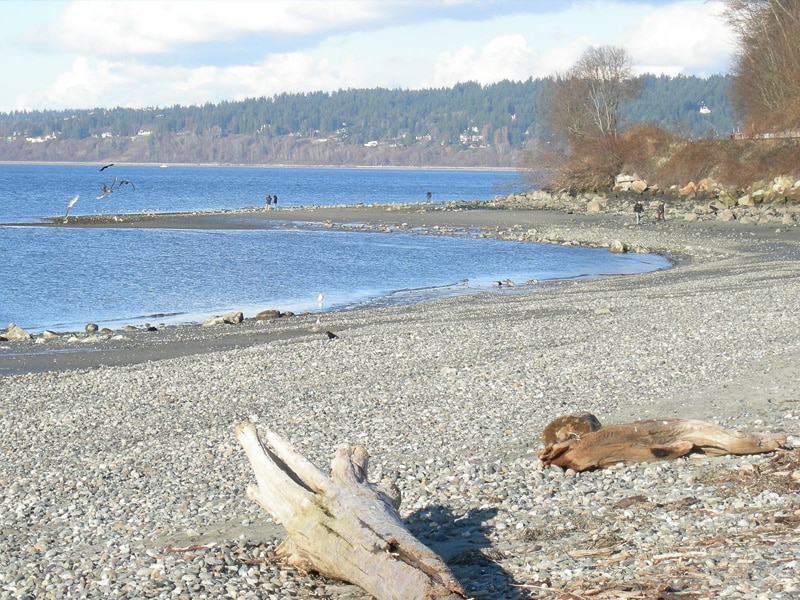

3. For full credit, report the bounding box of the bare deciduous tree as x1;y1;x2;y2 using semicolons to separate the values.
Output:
723;0;800;132
548;46;639;142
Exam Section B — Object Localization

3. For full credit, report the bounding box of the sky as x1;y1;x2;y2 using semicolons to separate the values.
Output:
0;0;736;113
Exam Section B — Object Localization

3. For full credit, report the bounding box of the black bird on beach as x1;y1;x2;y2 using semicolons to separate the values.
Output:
99;163;114;171
97;177;117;199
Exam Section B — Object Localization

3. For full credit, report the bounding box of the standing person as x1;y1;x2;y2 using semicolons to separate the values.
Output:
656;200;666;221
264;195;272;211
273;195;278;207
633;199;644;225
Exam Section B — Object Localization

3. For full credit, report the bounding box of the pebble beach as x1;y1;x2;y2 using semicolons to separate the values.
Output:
1;202;799;599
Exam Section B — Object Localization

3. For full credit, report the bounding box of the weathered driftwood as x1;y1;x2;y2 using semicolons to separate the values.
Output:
235;423;467;600
538;414;786;472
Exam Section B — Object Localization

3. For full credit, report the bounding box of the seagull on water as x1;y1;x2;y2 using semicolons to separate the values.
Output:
63;194;79;222
317;292;324;310
97;177;117;199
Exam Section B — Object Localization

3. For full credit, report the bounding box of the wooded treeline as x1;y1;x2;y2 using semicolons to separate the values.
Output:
0;75;733;167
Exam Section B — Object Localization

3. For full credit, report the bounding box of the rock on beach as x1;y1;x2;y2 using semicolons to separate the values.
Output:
1;204;799;599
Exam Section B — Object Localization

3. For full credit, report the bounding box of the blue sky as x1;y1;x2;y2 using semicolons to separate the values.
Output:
0;0;735;112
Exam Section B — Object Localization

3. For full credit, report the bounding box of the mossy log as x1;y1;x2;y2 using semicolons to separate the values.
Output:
235;423;467;600
539;416;786;472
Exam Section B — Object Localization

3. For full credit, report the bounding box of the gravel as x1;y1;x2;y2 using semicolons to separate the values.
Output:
1;207;799;599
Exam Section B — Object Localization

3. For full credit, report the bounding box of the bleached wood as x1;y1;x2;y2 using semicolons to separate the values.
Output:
539;417;786;472
235;423;466;600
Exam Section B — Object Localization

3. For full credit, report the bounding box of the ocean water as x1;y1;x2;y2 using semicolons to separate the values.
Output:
0;164;671;333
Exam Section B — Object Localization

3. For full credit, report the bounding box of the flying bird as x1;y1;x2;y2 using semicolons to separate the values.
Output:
96;177;117;199
117;179;135;190
99;163;114;171
63;194;79;222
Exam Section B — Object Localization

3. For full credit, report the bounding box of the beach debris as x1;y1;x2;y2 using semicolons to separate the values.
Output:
539;413;786;472
235;424;467;600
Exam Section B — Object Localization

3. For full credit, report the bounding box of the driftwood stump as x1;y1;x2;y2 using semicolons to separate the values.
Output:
235;423;467;600
539;414;786;472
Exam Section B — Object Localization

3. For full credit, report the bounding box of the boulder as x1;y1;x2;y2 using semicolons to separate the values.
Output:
85;323;99;333
737;194;754;206
609;239;627;254
772;176;794;193
221;311;244;324
41;330;60;340
4;323;33;341
203;311;244;327
718;209;736;222
678;182;696;197
630;179;647;194
256;309;282;321
586;198;604;213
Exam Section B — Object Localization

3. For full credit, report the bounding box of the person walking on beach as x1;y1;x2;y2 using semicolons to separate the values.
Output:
633;199;644;225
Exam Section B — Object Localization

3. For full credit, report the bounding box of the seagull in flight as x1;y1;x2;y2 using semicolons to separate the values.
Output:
117;179;135;190
63;194;79;222
99;163;114;171
97;177;117;199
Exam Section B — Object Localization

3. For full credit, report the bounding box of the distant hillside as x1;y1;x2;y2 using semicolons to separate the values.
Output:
0;75;734;168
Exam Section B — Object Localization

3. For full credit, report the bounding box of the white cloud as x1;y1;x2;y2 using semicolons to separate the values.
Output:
3;0;737;112
32;57;128;108
625;1;735;75
429;34;537;87
54;0;388;56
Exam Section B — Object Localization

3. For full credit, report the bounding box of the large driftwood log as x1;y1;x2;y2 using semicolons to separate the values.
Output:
538;414;786;472
235;423;467;600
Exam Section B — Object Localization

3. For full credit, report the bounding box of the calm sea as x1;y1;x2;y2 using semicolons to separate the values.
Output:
0;164;670;333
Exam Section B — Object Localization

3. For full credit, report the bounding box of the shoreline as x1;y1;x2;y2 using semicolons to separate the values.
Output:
3;204;800;376
2;205;800;598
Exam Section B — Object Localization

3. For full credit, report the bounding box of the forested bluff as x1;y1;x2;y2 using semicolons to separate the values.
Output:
0;74;733;169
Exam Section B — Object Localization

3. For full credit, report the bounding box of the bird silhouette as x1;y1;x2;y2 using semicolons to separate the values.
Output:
117;179;135;190
96;177;117;199
63;194;79;222
99;163;114;171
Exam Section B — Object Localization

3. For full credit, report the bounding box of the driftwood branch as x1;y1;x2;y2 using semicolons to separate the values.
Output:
235;423;467;600
539;414;786;472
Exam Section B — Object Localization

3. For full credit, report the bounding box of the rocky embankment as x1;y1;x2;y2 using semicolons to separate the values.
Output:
488;175;800;226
